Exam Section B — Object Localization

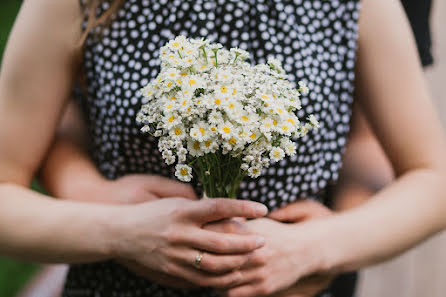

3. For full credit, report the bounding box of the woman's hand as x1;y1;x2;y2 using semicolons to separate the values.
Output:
120;218;255;289
267;200;335;297
111;197;268;289
218;200;334;297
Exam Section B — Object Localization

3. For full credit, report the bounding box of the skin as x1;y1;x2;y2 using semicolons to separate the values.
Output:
39;104;335;295
213;0;446;296
0;0;270;289
2;0;446;296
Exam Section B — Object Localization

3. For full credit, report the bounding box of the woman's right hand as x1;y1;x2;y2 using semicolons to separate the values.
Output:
111;197;268;289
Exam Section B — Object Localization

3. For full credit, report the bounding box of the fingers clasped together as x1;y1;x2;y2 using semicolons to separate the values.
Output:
101;175;334;297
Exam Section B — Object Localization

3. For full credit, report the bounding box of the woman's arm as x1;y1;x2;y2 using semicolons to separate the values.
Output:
0;2;268;288
332;105;394;211
217;0;446;296
316;0;446;272
0;0;113;263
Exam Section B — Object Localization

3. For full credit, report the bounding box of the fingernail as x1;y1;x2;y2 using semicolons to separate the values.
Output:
254;204;268;215
256;236;265;247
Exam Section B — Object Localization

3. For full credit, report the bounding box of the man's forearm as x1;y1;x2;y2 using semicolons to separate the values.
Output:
39;137;108;202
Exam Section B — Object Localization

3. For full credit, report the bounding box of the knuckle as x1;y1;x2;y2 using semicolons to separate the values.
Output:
165;228;183;244
257;268;268;282
213;199;224;215
211;237;228;251
203;258;218;272
161;262;174;275
253;253;267;266
257;283;272;296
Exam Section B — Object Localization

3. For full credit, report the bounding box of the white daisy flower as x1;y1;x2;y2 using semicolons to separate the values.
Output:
270;147;285;162
308;114;320;129
298;81;309;95
175;164;193;182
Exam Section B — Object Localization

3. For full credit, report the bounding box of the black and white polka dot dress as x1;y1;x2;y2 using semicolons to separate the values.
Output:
65;0;360;296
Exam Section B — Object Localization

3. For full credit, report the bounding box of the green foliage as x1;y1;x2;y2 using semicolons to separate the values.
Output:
0;258;39;297
0;1;22;60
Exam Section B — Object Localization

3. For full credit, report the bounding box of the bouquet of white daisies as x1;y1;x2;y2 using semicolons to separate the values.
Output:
137;36;319;198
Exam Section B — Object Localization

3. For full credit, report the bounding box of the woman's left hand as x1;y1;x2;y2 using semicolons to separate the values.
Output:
218;200;334;297
216;218;315;297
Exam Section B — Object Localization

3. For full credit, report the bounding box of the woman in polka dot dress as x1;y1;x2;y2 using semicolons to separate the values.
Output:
1;0;446;297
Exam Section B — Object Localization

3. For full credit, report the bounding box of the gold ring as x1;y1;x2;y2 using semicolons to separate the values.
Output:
194;251;203;269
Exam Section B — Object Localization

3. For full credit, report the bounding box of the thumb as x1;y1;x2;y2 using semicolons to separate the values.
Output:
148;176;198;200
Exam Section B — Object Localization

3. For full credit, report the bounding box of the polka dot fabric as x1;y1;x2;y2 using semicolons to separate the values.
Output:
64;0;360;296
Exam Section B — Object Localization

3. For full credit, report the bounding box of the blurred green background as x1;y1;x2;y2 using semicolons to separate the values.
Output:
0;2;41;297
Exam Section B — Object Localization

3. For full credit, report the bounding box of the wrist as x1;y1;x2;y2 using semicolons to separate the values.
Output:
63;173;110;203
289;218;339;276
102;204;130;259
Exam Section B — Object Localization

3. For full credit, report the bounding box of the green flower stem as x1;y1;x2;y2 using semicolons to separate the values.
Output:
192;152;244;199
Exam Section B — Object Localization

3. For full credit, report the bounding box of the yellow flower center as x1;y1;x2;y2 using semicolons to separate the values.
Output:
167;82;172;87
241;116;249;122
180;168;188;176
277;108;283;113
261;95;269;100
172;42;180;47
214;98;221;105
168;116;175;123
180;72;187;76
228;138;237;145
223;127;230;134
232;89;237;95
282;125;289;131
205;141;211;147
176;80;182;84
287;119;295;124
167;104;173;109
273;120;277;126
220;86;228;93
250;133;257;139
273;151;281;158
193;141;200;150
199;128;205;135
189;79;196;85
182;100;187;106
169;72;175;77
228;102;235;109
170;96;176;100
174;128;182;135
